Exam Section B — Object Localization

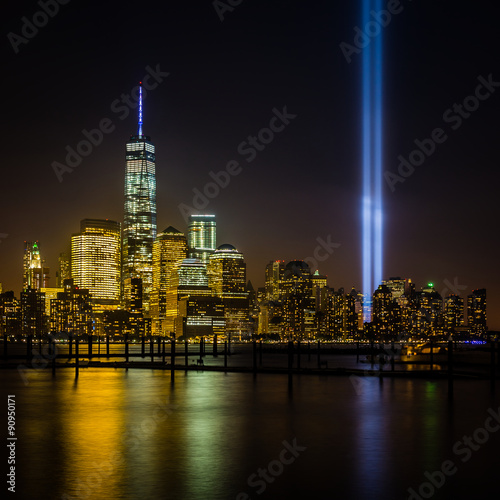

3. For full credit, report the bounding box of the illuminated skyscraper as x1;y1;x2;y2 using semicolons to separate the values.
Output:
311;270;328;312
207;244;246;296
282;260;313;340
20;288;46;337
414;283;443;336
23;241;50;290
467;289;487;336
151;227;188;335
128;277;145;336
176;259;211;290
328;288;357;340
171;258;224;337
123;83;157;314
71;219;121;310
187;214;216;264
384;277;407;301
372;283;400;339
444;294;464;332
56;252;71;288
265;260;286;301
0;291;20;336
207;244;249;337
40;287;64;317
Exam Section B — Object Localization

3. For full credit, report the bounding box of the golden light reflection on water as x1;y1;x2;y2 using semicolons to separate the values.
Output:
59;370;128;498
6;368;500;500
53;370;252;500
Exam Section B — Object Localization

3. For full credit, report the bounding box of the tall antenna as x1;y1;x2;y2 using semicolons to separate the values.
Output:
138;82;143;136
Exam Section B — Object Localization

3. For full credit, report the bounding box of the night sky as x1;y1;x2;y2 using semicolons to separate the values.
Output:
1;0;499;328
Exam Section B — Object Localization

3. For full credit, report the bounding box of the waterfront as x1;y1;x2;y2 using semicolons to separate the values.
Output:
2;368;500;500
4;340;499;380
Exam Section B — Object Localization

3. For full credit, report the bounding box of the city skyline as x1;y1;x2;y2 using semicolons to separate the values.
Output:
1;1;499;329
0;206;495;331
1;230;490;340
3;3;500;499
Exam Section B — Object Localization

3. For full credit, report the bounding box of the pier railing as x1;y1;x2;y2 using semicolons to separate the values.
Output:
2;335;499;386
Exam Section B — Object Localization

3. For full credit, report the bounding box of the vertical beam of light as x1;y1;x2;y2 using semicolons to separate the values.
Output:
362;0;373;317
373;0;383;291
362;0;383;321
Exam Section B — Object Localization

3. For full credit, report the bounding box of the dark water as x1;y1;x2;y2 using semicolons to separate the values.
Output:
2;368;499;500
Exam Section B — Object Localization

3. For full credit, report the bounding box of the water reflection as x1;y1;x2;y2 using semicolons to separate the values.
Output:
62;370;127;498
4;369;499;500
354;377;390;497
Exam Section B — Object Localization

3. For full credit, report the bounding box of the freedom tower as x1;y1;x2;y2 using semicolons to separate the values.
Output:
123;83;157;314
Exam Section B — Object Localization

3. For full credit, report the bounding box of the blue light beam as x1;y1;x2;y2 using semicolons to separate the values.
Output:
362;0;384;321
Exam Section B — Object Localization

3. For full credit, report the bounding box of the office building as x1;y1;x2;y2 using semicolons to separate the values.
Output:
311;270;328;313
168;258;224;337
372;283;400;339
187;214;216;265
56;252;71;288
50;279;93;337
20;288;46;337
123;83;157;314
265;260;285;301
151;226;188;335
23;241;49;290
384;277;407;300
282;260;313;339
467;288;487;336
208;244;249;338
443;294;464;332
0;291;20;337
71;219;121;310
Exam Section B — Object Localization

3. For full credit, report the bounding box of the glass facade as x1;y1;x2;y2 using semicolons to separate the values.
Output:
151;227;188;335
177;258;210;288
187;214;216;264
123;85;157;314
208;244;249;338
71;219;121;308
207;244;247;298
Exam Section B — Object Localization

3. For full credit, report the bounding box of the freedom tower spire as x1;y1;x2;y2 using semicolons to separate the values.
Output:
138;83;143;136
123;82;157;314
